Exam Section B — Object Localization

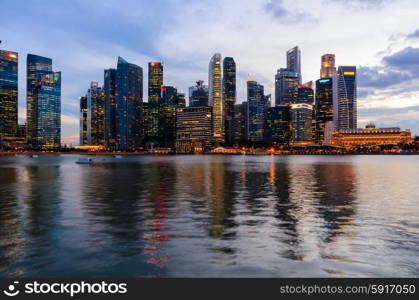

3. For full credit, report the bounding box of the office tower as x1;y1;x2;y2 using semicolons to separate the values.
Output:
223;57;236;145
104;68;117;148
159;85;177;148
208;53;223;141
26;54;53;146
0;50;18;137
175;106;213;153
79;96;88;145
232;103;247;144
32;72;61;148
86;82;105;145
290;103;313;143
115;56;143;150
335;66;357;130
176;93;186;108
286;46;301;83
275;68;299;105
297;81;314;104
320;54;336;79
315;77;334;144
148;62;163;143
266;106;291;145
247;81;266;142
189;80;209;107
141;102;149;142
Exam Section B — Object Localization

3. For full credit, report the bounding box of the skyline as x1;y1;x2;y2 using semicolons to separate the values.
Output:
2;0;419;145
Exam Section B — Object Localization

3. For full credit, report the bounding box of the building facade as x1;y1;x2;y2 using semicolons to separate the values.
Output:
335;66;357;130
86;82;105;145
286;46;302;83
0;50;18;138
223;57;236;145
247;81;266;142
266;105;291;145
147;62;163;143
290;103;313;143
189;80;209;107
315;77;334;144
275;68;299;106
79;96;88;145
297;81;314;104
104;68;117;148
208;53;223;141
320;54;336;79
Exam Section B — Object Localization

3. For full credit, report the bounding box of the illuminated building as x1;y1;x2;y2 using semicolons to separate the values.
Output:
275;68;299;105
26;54;52;147
315;77;334;144
266;105;291;145
232;102;247;143
104;68;117;149
0;50;18;138
286;46;301;83
189;80;209;107
175;106;213;153
86;82;105;145
208;53;223;142
290;103;313;143
331;124;413;147
247;81;266;142
297;81;314;104
176;93;186;108
320;54;336;79
115;56;143;150
159;85;177;148
148;62;163;143
32;72;61;149
223;57;236;145
79;96;88;145
334;66;357;130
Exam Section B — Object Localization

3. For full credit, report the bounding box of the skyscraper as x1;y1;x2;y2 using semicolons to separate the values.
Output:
159;85;177;148
320;54;336;79
232;103;247;144
315;77;334;144
208;53;223;141
247;81;266;142
266;106;291;145
0;50;18;137
27;54;52;146
115;56;143;150
335;66;357;130
147;62;163;143
189;80;209;107
79;96;88;145
104;68;117;148
275;68;299;106
287;46;301;83
223;57;236;145
297;81;314;104
86;82;105;145
290;103;313;143
32;72;61;149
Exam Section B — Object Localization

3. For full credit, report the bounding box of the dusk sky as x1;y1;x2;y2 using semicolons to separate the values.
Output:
1;0;419;145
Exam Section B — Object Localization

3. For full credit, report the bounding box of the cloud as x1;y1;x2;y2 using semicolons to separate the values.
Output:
327;0;390;10
406;29;419;40
263;0;317;23
382;47;419;71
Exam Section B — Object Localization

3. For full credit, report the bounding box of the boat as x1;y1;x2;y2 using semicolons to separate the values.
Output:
30;154;39;158
114;155;123;159
75;157;94;164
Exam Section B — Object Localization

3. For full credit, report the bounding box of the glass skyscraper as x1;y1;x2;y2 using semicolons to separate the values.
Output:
335;66;357;130
0;50;18;137
33;72;61;149
275;68;299;106
26;54;53;146
79;96;88;145
286;46;301;84
222;57;236;145
208;53;223;142
320;54;336;79
147;62;163;143
297;81;314;104
315;77;334;144
115;57;143;150
104;68;117;148
159;85;177;148
247;81;266;142
86;82;105;145
266;106;291;145
189;80;209;107
290;103;313;143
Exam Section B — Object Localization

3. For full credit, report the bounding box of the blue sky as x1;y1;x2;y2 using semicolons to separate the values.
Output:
1;0;419;145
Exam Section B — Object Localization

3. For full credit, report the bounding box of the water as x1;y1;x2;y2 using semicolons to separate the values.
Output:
0;154;418;277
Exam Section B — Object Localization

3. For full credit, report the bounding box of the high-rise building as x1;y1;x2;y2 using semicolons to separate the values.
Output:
266;106;291;145
175;106;213;153
32;72;61;149
159;85;177;148
147;62;163;143
286;46;301;83
297;81;314;104
208;53;223;141
223;57;236;145
79;96;88;145
247;81;266;142
104;68;117;148
232;103;247;144
86;82;105;145
176;93;186;108
290;103;313;143
320;54;336;79
115;56;143;150
335;66;357;130
26;54;52;146
189;80;209;107
0;50;18;137
275;68;299;106
315;77;334;144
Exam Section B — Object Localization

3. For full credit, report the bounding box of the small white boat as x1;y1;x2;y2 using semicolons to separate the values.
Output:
76;157;93;164
114;155;123;159
30;154;39;158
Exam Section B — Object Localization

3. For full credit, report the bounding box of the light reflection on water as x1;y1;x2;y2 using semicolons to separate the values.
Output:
0;154;418;277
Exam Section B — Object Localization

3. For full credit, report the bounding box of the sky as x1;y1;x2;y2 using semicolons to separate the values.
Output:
1;0;419;145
